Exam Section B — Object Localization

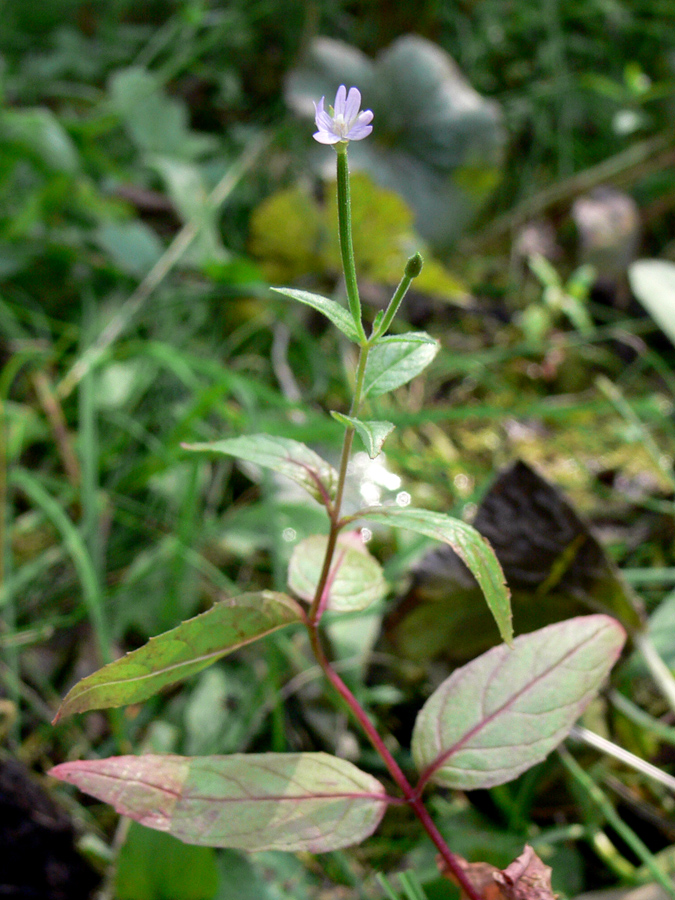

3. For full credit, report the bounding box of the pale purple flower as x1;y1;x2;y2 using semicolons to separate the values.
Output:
313;85;373;145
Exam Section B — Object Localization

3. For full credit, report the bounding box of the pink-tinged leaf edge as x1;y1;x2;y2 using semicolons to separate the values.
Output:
412;614;626;791
49;752;390;853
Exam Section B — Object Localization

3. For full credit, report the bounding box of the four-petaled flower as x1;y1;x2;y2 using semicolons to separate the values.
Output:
313;85;373;145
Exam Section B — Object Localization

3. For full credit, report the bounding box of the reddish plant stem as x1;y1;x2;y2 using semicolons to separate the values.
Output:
307;429;355;624
307;343;367;624
306;622;483;900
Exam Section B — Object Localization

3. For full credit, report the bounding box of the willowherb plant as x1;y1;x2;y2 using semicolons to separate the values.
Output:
50;86;626;897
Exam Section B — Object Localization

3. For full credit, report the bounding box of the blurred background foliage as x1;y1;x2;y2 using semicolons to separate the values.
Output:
2;1;675;898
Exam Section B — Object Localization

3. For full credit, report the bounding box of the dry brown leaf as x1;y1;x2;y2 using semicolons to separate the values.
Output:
438;845;557;900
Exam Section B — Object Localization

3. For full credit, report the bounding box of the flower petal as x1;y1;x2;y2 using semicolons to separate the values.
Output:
334;85;347;117
344;87;362;123
315;110;335;131
313;130;342;144
346;122;373;141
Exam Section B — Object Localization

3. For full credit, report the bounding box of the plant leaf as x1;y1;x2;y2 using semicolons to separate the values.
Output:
628;259;675;347
54;592;303;721
96;222;164;277
271;288;361;342
50;752;389;853
362;507;512;644
437;844;556;900
412;615;626;791
115;822;220;900
2;107;80;174
385;461;644;667
110;67;216;159
288;533;388;611
363;332;439;397
330;413;395;458
182;435;337;504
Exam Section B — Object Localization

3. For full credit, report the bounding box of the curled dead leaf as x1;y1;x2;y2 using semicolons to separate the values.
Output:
438;845;557;900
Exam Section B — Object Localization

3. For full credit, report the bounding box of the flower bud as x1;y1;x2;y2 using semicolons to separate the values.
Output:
405;252;424;279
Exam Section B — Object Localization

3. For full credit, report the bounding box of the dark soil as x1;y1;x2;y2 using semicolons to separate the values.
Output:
0;757;99;900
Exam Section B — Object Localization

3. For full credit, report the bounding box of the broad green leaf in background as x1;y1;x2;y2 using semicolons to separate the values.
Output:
184;666;266;757
96;221;164;277
412;615;626;791
641;590;675;672
182;435;338;504
150;155;230;268
54;591;303;720
115;822;220;900
271;288;361;342
363;507;512;644
109;67;216;159
363;332;439;398
288;532;388;612
629;259;675;347
1;107;80;173
50;752;389;852
285;36;505;250
330;413;395;459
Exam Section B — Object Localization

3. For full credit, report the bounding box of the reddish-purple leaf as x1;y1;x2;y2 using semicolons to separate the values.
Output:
412;615;626;791
50;753;389;852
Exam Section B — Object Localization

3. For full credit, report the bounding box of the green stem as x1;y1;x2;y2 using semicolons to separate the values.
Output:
373;252;424;339
335;145;367;344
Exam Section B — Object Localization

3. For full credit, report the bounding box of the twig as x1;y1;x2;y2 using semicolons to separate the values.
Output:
460;132;675;254
32;371;81;487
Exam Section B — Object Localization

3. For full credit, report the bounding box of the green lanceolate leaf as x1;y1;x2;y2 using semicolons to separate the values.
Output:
50;752;389;853
288;532;388;612
412;615;626;791
271;288;361;342
54;592;303;721
363;332;439;397
363;507;512;644
330;412;395;459
182;435;338;504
